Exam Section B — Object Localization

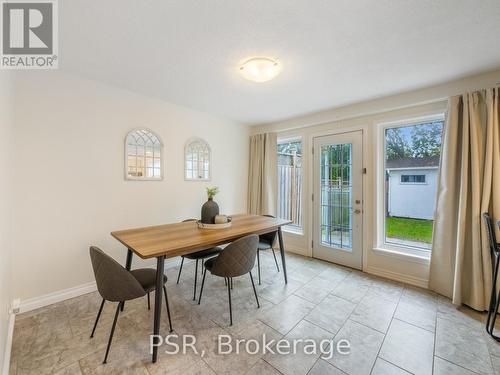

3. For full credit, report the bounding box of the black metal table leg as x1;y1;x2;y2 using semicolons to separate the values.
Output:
122;249;134;311
277;227;288;284
193;259;198;300
152;256;164;363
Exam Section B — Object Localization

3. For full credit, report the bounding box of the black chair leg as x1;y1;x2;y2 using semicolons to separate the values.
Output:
103;301;121;364
201;259;204;273
224;278;227;286
193;259;199;301
147;292;151;310
249;272;260;308
487;255;500;334
176;257;184;284
489;286;500;340
257;250;261;285
230;277;233;290
90;298;105;338
163;286;173;333
198;268;207;305
271;248;280;272
227;278;233;326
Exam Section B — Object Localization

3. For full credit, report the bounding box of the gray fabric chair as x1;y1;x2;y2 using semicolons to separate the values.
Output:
89;246;172;364
256;214;280;285
483;213;500;339
177;219;223;300
197;234;260;325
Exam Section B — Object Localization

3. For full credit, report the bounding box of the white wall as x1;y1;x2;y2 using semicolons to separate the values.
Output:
0;72;13;371
11;72;249;303
388;168;438;220
253;68;500;288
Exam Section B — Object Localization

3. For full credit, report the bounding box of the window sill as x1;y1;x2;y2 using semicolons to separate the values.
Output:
373;246;430;264
282;226;304;236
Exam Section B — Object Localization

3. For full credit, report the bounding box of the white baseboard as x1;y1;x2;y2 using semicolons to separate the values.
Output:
2;311;15;375
18;281;97;314
280;244;309;257
365;265;429;289
15;257;185;315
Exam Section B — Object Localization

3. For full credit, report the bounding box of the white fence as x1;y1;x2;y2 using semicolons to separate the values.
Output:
278;165;303;229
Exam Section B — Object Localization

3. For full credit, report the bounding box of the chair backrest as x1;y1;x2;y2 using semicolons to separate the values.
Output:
483;213;499;256
259;214;278;247
210;234;259;277
89;246;146;302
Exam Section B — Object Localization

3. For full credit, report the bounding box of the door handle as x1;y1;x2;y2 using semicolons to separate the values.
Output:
354;209;361;214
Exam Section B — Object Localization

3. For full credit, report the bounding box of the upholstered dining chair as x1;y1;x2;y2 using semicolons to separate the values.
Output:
89;246;173;364
197;234;260;325
483;213;500;339
256;214;280;285
177;219;223;300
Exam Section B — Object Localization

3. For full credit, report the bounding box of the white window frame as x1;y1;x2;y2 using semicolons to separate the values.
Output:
400;174;426;184
277;137;304;235
375;113;445;259
124;128;164;181
184;137;211;181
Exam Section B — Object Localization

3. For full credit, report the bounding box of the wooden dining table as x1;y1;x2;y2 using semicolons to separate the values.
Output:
111;214;291;362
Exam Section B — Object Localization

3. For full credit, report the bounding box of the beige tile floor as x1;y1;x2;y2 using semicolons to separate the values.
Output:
9;252;500;375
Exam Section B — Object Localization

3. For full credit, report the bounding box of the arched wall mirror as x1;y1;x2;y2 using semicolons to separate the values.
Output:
125;128;163;180
185;137;211;180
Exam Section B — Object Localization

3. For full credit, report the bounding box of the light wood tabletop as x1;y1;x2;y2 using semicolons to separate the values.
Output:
111;214;291;259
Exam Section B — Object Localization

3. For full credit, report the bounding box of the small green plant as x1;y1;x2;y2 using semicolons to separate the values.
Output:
206;187;219;199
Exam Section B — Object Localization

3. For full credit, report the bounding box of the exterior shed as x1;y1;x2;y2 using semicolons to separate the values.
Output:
386;156;439;220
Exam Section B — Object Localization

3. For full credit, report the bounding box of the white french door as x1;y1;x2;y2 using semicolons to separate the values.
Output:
312;131;363;269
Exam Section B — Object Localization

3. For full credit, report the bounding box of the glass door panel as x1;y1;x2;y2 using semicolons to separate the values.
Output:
313;131;363;269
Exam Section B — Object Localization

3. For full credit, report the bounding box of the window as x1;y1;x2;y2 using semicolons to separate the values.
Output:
380;117;444;255
125;128;163;180
320;143;353;249
185;138;211;180
277;139;303;233
401;175;426;183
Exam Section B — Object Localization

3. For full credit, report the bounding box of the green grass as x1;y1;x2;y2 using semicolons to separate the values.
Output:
386;217;433;244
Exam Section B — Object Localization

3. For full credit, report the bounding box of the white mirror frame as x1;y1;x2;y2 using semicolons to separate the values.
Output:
184;137;211;181
124;128;164;181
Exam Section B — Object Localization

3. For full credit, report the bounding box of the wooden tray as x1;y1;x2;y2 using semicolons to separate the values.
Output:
196;220;232;230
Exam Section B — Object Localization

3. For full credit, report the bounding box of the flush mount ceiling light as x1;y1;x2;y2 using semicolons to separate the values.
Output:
239;57;281;83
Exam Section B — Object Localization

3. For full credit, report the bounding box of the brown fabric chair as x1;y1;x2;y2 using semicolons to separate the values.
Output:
256;214;280;285
197;234;260;325
483;213;500;339
177;219;223;300
89;246;172;363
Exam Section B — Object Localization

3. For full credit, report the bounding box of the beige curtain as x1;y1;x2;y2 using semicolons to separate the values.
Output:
429;87;500;311
247;133;278;216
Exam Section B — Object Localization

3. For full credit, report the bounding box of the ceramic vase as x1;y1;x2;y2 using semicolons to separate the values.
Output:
201;198;219;224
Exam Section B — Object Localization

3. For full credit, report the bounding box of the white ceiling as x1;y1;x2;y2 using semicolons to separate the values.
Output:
60;0;500;125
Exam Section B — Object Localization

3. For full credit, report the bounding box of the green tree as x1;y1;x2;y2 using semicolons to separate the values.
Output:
278;141;302;155
410;122;443;158
386;128;411;160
